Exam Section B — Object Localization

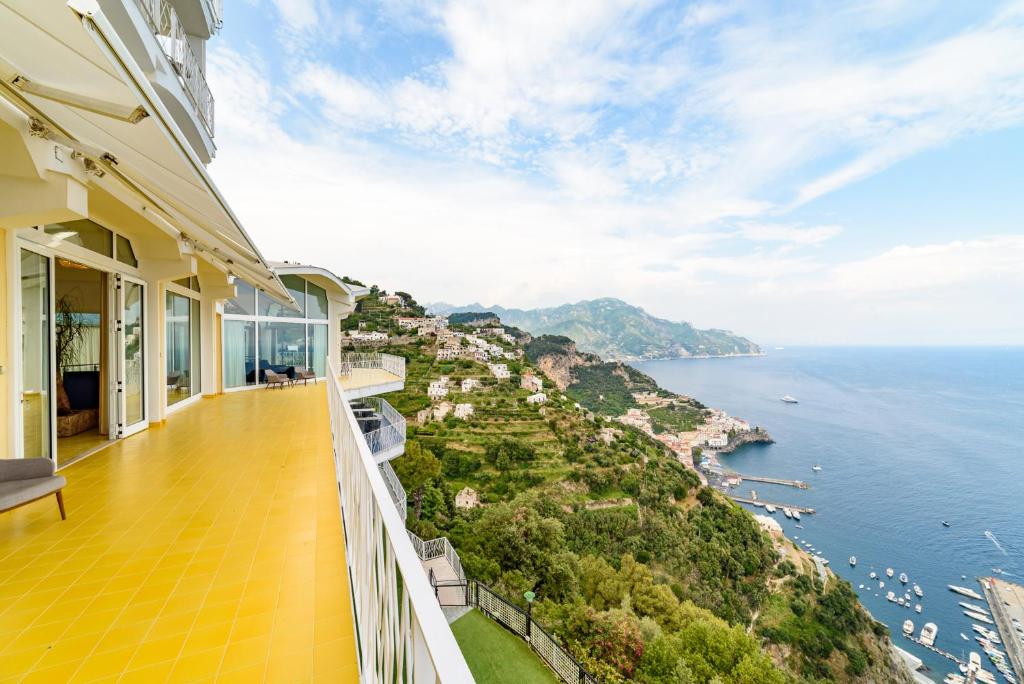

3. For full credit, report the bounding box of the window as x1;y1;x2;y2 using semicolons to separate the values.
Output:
44;219;113;257
172;276;201;292
258;322;305;381
307;281;328;320
166;291;200;405
308;324;328;376
259;275;304;318
223;320;256;388
224;279;256;315
116;235;137;267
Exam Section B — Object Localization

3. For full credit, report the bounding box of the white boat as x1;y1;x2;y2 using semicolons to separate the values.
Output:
959;601;988;615
887;591;897;602
944;675;966;684
783;508;792;518
812;464;822;471
965;611;994;625
898;597;906;606
879;580;885;588
948;585;983;600
781;395;798;404
869;571;877;579
913;584;923;597
886;567;894;578
920;622;938;646
849;556;857;566
765;504;776;514
858;584;864;589
899;572;908;584
961;633;970;641
915;604;922;613
903;619;915;635
793;510;801;521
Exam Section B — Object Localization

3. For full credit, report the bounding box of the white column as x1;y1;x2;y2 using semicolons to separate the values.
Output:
200;297;217;395
144;280;164;423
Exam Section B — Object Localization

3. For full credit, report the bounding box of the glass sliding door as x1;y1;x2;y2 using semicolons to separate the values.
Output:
308;324;328;377
223;320;256;388
119;277;146;435
258;321;305;382
20;249;52;460
166;291;193;406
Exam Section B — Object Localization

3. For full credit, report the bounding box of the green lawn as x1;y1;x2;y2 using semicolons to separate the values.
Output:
452;610;559;684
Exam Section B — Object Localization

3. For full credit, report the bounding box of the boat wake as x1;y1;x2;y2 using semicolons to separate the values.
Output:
984;530;1008;556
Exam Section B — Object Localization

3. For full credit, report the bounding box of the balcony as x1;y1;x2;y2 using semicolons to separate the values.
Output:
337;352;405;399
0;385;356;681
133;0;215;137
349;396;406;463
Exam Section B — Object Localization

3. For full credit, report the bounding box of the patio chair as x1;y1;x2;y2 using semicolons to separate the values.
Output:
0;458;67;520
264;369;290;389
294;366;317;385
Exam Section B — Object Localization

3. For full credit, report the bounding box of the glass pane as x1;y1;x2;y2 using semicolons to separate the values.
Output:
44;219;113;257
307;282;328;320
191;298;201;395
224;279;255;315
172;278;191;289
20;250;51;460
308;324;327;377
223;320;256;388
259;275;304;318
116;235;137;267
190;276;201;293
123;281;145;425
258;321;305;382
166;291;191;406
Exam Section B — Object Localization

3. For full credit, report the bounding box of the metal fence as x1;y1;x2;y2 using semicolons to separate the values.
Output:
377;461;407;522
350;396;406;462
467;581;600;684
338;352;406;380
133;0;215;136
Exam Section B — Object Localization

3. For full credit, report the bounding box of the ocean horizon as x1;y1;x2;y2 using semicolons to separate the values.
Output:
635;346;1024;682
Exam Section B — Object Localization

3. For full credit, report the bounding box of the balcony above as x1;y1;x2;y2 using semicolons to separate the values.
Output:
338;352;405;399
350;397;406;463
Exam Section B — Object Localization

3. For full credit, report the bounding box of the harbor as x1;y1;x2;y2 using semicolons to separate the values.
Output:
980;577;1024;681
736;474;809;489
728;495;816;514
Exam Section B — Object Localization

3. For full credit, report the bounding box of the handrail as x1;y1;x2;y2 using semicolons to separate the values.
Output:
352;397;406;460
326;357;472;682
338;352;406;380
133;0;215;136
407;530;465;582
378;461;407;522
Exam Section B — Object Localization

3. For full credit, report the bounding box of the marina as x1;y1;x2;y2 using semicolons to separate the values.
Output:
980;577;1024;682
736;474;809;489
728;495;816;514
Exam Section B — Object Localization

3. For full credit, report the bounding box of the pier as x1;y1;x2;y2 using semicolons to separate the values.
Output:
902;634;965;667
729;496;816;514
737;474;809;489
980;576;1024;681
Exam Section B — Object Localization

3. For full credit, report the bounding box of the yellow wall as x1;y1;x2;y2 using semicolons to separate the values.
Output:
0;228;8;454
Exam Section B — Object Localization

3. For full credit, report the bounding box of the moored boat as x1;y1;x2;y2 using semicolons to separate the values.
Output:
913;584;923;597
903;619;914;635
965;611;994;625
948;585;983;600
849;556;857;566
886;567;894;578
781;395;798;404
793;510;801;521
920;622;938;646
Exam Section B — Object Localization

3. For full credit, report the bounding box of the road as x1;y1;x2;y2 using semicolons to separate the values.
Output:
979;576;1024;681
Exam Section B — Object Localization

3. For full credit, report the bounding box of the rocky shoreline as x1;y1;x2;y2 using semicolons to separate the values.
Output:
716;427;775;454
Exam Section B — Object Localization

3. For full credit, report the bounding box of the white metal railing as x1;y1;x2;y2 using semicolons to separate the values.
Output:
351;397;406;461
408;531;466;582
133;0;215;136
378;461;407;522
326;357;472;682
338;353;406;380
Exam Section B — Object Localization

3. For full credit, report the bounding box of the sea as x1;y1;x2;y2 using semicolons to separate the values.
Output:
634;347;1024;682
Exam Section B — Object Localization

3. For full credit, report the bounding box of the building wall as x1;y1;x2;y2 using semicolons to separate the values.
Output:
0;227;9;455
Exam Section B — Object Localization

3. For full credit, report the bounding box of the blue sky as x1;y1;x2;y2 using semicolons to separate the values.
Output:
207;0;1024;345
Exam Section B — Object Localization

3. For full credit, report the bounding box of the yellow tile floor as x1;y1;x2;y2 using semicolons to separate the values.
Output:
0;385;358;683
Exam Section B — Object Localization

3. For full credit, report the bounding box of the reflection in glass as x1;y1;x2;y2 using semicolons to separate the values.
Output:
308;324;327;377
44;220;113;257
166;291;192;406
259;275;304;318
123;281;145;426
224;280;256;315
20;250;51;460
307;282;328;320
258;321;305;382
223;320;256;387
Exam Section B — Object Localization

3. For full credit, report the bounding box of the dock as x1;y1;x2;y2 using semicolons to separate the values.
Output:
980;576;1024;681
737;474;809;489
902;634;965;667
729;496;816;514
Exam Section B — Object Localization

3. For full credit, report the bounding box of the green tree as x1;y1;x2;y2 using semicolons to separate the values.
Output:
393;441;441;519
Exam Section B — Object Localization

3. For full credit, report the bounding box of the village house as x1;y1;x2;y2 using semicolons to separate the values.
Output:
617;408;653;432
454;403;474;419
436;347;459;361
598;427;621;445
382;294;404;306
455;487;480;509
427;380;449;400
461;378;480;392
489;363;511;380
521;374;543;392
348;331;389;344
706;434;729;449
501;333;516;344
432;402;454;421
526;393;547;405
395;317;421;330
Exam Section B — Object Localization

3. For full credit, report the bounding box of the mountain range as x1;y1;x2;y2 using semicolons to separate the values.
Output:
427;297;761;360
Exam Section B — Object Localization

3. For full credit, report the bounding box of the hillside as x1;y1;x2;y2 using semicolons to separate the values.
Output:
429;298;760;360
344;292;910;683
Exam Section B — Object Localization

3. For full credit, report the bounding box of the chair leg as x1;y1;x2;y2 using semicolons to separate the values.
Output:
56;490;66;520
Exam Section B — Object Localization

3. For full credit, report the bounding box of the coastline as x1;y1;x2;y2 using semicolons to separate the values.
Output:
616;351;767;362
